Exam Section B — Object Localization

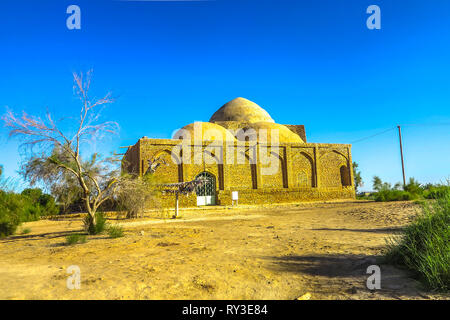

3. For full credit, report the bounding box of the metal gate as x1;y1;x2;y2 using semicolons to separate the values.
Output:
195;172;216;206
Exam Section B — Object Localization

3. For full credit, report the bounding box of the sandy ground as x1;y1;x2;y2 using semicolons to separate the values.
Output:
0;200;448;300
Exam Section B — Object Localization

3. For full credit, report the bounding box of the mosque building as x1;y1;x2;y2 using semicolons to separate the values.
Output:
122;97;355;207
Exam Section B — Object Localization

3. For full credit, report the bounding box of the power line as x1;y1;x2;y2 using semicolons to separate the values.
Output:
350;121;450;145
350;127;396;144
350;122;449;188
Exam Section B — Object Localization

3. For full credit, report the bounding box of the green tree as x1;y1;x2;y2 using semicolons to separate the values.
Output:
37;194;59;216
352;162;363;193
20;188;59;216
373;176;391;192
373;176;383;192
21;188;43;202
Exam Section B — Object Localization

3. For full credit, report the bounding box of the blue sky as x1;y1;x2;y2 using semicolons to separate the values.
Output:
0;0;449;191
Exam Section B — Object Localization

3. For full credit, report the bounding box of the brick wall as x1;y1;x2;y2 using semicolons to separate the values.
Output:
122;138;356;207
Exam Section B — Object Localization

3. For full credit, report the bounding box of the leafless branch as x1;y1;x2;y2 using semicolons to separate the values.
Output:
2;71;121;231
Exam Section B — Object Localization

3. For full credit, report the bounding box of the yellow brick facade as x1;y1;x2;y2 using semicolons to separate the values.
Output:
122;98;355;207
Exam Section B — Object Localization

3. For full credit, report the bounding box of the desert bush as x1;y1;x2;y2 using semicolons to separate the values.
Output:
403;177;423;196
21;228;31;234
66;233;87;245
115;173;161;219
371;176;432;202
0;191;20;238
36;194;59;216
0;221;19;238
4;188;59;219
0;189;55;237
83;212;107;235
374;189;418;202
356;192;376;200
423;185;450;200
374;183;450;202
106;225;124;238
21;188;59;216
385;188;450;291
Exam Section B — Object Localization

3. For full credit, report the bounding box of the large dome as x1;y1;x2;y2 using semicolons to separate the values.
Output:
238;122;304;144
173;122;236;142
209;97;275;123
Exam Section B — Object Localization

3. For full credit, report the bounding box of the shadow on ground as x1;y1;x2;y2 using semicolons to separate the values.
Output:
266;253;431;299
268;253;380;278
0;230;83;243
312;226;404;234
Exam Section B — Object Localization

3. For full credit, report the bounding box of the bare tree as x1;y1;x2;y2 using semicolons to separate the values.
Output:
2;71;120;232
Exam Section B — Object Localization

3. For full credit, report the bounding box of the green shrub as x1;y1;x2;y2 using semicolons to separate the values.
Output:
21;188;59;216
0;187;59;238
374;190;418;202
37;194;59;216
0;192;23;237
403;178;423;197
385;189;450;291
107;225;124;238
66;233;87;245
21;188;42;201
424;185;450;200
83;212;107;235
370;176;450;202
21;227;31;234
0;221;19;238
413;199;426;206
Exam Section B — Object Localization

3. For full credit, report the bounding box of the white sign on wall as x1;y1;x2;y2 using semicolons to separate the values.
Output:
232;191;238;201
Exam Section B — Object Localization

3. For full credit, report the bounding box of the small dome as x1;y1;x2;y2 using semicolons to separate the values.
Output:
237;122;304;143
173;122;236;142
210;97;275;123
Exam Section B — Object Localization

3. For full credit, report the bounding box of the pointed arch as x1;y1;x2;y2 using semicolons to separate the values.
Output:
261;149;287;188
292;151;316;188
319;150;350;188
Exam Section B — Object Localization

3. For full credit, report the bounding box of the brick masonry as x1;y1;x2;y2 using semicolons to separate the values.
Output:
122;98;355;208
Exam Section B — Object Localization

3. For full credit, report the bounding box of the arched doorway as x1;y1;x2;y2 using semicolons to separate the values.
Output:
195;172;216;206
340;165;351;186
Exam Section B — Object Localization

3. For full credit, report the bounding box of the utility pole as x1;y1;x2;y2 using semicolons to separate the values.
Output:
397;125;406;186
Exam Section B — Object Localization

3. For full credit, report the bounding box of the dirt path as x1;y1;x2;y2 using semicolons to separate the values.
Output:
0;201;447;300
